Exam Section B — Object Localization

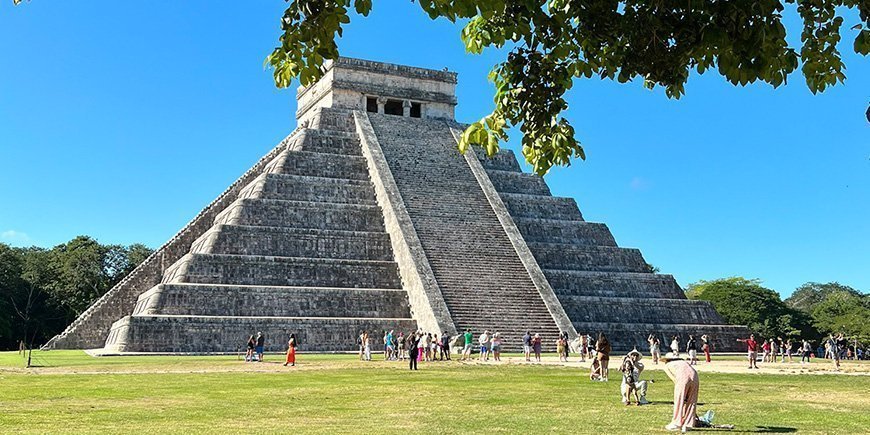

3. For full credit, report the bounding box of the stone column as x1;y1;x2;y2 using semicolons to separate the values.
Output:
377;97;387;114
402;100;412;117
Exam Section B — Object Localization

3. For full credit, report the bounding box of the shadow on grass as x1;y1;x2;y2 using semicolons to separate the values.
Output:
753;427;797;433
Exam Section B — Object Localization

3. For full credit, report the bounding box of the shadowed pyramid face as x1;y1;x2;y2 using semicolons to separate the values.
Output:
46;58;748;354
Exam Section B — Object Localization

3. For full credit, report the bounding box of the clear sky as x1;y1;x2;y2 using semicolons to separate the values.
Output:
1;2;867;297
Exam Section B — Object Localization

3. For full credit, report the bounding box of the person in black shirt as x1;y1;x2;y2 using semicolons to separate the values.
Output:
255;332;265;362
686;335;698;365
441;333;451;360
408;332;419;370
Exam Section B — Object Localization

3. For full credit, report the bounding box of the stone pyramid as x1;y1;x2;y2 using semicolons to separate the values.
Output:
45;57;748;353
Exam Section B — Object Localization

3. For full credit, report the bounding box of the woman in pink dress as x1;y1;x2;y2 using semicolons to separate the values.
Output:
661;355;699;431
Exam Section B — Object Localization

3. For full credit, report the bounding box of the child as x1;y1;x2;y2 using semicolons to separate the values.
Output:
620;355;640;406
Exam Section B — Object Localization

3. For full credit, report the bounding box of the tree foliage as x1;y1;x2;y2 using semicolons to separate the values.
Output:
0;238;152;350
258;0;870;175
686;277;815;339
785;281;870;341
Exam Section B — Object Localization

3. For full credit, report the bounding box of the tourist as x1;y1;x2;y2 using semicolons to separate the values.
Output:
556;335;566;362
801;339;812;364
362;330;371;361
245;335;256;362
620;350;641;406
701;334;711;363
736;334;759;369
827;333;841;370
595;332;612;381
440;332;451;360
417;331;426;363
408;332;419;371
522;331;532;362
761;339;771;363
561;331;570;361
586;333;595;361
670;336;680;357
648;334;661;365
579;333;587;362
491;333;502;361
357;331;364;360
283;333;297;367
770;338;779;363
397;332;405;361
382;330;389;360
430;333;438;361
686;335;698;365
386;330;395;361
783;338;793;363
532;333;543;362
661;354;700;431
462;329;473;360
255;331;265;362
479;330;490;361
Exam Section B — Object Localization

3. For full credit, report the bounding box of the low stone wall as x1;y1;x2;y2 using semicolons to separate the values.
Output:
105;315;418;353
559;296;724;325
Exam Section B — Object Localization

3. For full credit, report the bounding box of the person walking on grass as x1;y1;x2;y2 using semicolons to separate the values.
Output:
661;355;700;432
479;330;491;361
737;334;759;369
362;330;371;361
595;332;612;381
532;333;543;362
491;333;502;361
523;331;532;362
408;332;419;370
245;335;256;362
686;335;698;365
801;339;812;364
255;332;265;362
283;333;297;367
462;329;474;360
701;334;712;363
648;334;661;365
440;332;451;360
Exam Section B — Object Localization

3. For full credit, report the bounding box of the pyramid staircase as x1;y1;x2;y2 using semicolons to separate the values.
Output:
103;108;417;353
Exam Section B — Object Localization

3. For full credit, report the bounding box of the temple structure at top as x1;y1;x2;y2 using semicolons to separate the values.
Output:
45;57;748;353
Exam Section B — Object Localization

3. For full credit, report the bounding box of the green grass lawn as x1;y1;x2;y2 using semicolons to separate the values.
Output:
1;351;867;434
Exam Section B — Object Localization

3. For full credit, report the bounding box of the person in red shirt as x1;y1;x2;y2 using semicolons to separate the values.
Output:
736;334;759;369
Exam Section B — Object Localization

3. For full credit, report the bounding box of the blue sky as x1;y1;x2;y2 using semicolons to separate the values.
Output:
1;1;867;297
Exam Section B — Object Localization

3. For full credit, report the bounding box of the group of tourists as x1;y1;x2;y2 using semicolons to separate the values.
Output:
355;329;452;369
652;334;713;365
735;332;860;371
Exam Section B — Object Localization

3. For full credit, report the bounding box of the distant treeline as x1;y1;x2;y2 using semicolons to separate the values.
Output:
687;278;870;343
0;237;152;351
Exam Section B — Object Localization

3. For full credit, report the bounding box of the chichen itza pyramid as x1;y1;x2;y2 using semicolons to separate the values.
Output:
44;58;748;353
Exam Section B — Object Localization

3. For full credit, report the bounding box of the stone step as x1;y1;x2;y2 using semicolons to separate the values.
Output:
190;225;393;261
529;243;649;273
544;270;685;299
293;128;361;156
499;193;584;221
486;169;551;196
557;296;724;325
304;107;356;133
105;314;417;353
513;217;617;246
263;150;369;181
477;149;521;172
213;198;386;232
162;253;402;289
133;283;411;319
571;322;752;352
238;173;376;205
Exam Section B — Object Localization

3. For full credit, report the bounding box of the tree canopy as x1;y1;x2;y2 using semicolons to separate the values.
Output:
686;277;815;339
260;0;869;174
0;237;152;350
